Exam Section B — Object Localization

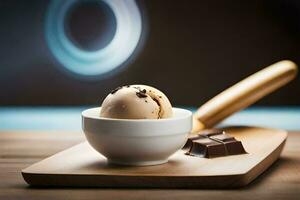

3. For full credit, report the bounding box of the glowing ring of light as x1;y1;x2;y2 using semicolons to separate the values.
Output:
45;0;142;76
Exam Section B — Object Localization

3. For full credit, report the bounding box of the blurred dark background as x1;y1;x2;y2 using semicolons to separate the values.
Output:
0;0;299;107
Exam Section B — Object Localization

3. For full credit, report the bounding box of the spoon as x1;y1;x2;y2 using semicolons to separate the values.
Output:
192;60;298;133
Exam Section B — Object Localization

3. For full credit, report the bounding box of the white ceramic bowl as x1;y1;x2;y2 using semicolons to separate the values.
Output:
82;107;192;166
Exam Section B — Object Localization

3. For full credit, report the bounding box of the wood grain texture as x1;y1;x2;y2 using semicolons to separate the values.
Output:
1;130;300;200
22;127;286;188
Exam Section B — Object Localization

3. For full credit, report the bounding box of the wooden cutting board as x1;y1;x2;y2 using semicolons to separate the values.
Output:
22;126;287;188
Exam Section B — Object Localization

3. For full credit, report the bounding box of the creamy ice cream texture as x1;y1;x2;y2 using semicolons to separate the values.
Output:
100;85;173;119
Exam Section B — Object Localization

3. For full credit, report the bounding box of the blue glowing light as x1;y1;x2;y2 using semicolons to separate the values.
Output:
1;107;300;131
45;0;142;76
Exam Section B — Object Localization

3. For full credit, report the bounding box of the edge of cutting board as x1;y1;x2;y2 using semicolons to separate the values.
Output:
22;126;287;188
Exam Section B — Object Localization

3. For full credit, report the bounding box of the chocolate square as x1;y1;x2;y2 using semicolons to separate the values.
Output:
182;135;203;150
188;138;227;158
224;140;247;155
183;129;247;158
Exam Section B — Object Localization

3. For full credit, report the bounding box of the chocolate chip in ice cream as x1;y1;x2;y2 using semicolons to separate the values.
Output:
110;86;123;94
136;89;147;98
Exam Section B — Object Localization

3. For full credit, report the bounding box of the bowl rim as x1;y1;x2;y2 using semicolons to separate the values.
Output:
82;107;192;122
82;107;192;137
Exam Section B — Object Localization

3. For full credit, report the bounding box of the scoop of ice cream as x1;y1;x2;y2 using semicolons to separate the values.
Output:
100;85;173;119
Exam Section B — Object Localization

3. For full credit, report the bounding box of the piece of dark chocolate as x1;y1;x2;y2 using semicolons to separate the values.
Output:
182;135;203;150
225;140;247;155
188;137;227;158
210;134;247;155
183;129;247;158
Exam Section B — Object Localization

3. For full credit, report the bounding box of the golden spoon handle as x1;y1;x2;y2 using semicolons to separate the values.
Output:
192;60;298;133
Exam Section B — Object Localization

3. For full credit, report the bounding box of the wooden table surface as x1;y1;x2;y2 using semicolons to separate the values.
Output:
1;130;300;200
